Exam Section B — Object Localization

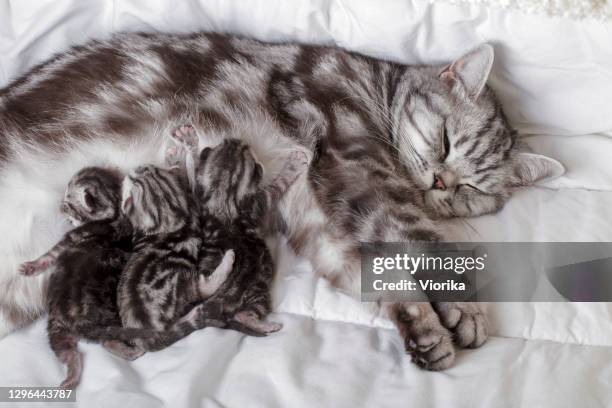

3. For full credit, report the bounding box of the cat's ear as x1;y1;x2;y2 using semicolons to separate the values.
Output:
513;152;565;186
83;189;96;213
440;44;494;99
253;162;264;184
199;147;212;165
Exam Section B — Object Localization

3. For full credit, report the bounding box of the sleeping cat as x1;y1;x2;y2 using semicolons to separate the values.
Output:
167;125;309;335
0;33;564;370
18;166;233;388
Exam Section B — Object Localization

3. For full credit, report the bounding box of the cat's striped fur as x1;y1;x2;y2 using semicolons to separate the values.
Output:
17;166;233;387
168;127;308;335
0;33;564;370
110;164;235;358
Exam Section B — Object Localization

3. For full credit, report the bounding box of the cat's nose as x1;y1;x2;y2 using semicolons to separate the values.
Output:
433;175;446;190
432;171;456;190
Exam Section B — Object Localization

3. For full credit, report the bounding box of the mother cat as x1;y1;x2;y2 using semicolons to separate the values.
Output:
0;32;563;370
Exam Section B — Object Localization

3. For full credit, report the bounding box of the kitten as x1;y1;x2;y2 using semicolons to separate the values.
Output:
19;166;232;387
18;167;137;388
167;125;309;335
109;164;236;358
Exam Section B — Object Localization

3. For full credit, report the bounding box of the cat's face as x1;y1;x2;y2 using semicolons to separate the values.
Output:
121;165;192;235
196;138;263;218
393;45;564;218
62;167;122;226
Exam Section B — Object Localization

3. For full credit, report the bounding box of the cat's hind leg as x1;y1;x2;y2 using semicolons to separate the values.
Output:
48;318;83;389
232;310;283;335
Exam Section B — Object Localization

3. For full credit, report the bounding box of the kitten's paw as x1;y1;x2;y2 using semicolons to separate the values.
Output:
234;311;283;335
434;302;488;348
19;257;53;276
395;304;455;371
172;125;198;149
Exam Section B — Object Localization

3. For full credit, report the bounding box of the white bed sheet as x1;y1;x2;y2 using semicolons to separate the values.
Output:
1;0;611;407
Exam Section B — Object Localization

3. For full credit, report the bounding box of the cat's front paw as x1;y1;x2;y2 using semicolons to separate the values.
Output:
395;303;455;371
433;302;488;348
19;256;54;276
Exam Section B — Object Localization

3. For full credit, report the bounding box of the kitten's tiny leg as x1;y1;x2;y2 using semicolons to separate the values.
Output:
19;223;104;276
48;326;83;389
102;340;145;361
18;255;56;276
168;125;199;189
171;125;199;148
199;249;235;298
264;150;309;203
233;311;283;335
432;302;488;348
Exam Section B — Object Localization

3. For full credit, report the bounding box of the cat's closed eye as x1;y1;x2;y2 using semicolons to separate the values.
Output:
441;125;450;162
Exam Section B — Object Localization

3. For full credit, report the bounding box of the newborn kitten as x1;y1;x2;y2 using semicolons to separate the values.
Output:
110;164;235;357
18;167;135;388
168;125;308;335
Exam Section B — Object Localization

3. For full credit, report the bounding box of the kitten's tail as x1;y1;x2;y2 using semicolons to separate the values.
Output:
72;307;223;352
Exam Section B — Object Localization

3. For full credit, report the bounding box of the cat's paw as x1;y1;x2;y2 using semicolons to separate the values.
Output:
172;125;198;149
234;311;283;335
433;302;488;348
19;256;54;276
395;304;455;371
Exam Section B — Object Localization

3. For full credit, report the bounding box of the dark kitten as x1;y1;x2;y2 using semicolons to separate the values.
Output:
168;126;308;335
18;167;136;388
109;164;235;357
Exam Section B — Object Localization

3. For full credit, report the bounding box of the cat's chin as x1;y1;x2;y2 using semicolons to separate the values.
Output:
422;190;456;219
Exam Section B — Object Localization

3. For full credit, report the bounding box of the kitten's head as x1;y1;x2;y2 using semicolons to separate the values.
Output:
196;138;263;219
62;167;123;226
120;165;193;235
392;44;564;218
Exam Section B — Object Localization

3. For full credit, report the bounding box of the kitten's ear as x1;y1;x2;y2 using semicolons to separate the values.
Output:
440;44;494;99
199;147;212;165
513;152;565;186
253;163;264;184
83;189;96;213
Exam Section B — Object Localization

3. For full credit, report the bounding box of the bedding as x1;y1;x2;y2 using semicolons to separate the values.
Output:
1;0;611;407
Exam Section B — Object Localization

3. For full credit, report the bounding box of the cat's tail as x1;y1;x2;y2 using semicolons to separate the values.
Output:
73;306;223;353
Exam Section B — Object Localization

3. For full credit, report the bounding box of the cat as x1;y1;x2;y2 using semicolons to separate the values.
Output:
0;33;564;370
166;125;309;335
108;163;236;358
18;166;233;387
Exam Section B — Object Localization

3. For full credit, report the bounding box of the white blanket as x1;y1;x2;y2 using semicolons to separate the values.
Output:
1;1;611;407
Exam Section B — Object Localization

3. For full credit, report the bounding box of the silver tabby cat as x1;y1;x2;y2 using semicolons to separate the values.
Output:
0;32;563;370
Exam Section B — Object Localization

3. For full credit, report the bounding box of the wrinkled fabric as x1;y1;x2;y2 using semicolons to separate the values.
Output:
0;1;611;407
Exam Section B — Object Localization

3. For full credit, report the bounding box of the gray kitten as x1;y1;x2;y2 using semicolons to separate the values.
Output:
167;125;308;335
0;33;564;370
107;164;235;358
